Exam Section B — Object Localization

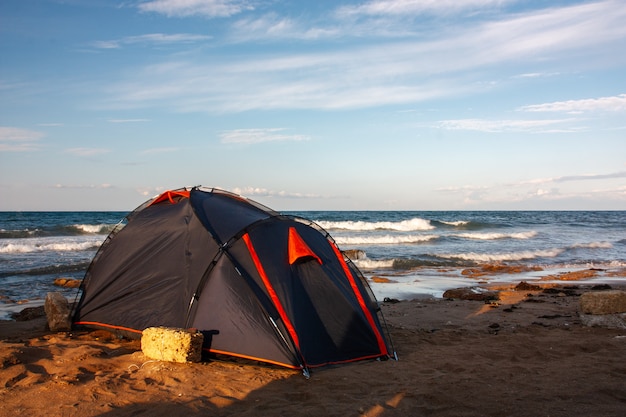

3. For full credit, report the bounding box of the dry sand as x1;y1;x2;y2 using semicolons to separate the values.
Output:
1;281;626;417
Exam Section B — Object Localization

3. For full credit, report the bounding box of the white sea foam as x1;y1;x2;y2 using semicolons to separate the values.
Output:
453;231;538;240
72;224;113;234
570;241;613;249
353;258;395;270
439;248;565;262
317;217;435;232
334;234;438;245
440;220;469;226
0;238;101;253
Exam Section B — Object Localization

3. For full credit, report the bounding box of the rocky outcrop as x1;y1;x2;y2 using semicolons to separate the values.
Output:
53;278;82;288
343;249;366;260
370;276;396;283
44;292;71;332
442;287;499;301
514;281;542;292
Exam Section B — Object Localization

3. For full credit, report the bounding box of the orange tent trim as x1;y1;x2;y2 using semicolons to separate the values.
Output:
288;227;322;265
149;190;190;206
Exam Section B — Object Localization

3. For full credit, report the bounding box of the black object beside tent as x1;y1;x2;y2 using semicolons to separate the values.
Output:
73;187;396;375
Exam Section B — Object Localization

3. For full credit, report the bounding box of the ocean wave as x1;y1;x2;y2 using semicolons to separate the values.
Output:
431;219;502;230
0;223;116;239
70;223;117;234
0;229;42;239
439;220;469;226
335;234;438;245
353;258;396;270
0;239;101;254
317;217;435;232
453;231;538;240
357;257;478;270
437;248;565;262
570;241;613;249
0;261;91;278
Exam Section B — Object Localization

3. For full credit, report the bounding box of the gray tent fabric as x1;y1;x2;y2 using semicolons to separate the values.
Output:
73;187;395;373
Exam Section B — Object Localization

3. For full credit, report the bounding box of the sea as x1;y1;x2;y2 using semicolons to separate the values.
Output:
1;210;625;320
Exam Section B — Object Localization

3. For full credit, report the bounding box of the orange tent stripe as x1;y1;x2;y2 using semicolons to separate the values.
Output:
206;348;302;370
330;243;389;356
206;347;383;370
149;190;190;206
73;321;143;335
288;227;322;265
242;233;302;351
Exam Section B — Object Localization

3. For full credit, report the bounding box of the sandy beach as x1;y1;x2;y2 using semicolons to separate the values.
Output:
2;276;626;417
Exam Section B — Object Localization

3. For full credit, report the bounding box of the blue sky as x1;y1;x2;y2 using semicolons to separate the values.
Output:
1;0;625;211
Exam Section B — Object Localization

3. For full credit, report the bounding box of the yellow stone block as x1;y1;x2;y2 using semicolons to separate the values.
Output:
141;327;204;363
580;290;626;315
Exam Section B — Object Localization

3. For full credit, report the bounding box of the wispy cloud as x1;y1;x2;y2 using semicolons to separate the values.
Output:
230;14;340;41
336;0;515;17
137;186;170;198
436;185;489;193
436;118;579;133
106;1;626;112
137;0;254;18
513;171;626;186
219;128;310;144
519;94;626;114
53;184;114;189
513;72;561;79
108;119;151;123
0;127;44;152
437;170;626;207
140;147;181;154
64;147;111;157
92;33;211;49
232;186;322;199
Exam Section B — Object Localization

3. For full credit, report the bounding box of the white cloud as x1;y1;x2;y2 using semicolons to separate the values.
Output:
106;1;626;113
437;170;626;207
53;184;113;189
219;128;310;144
140;147;181;154
436;185;489;193
436;118;578;133
232;186;322;199
519;94;626;114
0;127;44;152
92;33;211;49
108;119;151;123
229;14;341;41
64;148;111;157
555;172;626;182
336;0;514;17
138;0;254;18
136;186;169;198
513;72;561;79
513;171;626;186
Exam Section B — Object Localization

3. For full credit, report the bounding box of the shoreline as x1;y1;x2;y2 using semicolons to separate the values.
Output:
2;265;625;321
2;271;626;416
369;264;626;301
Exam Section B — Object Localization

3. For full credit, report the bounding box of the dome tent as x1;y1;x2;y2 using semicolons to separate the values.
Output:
73;187;395;376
